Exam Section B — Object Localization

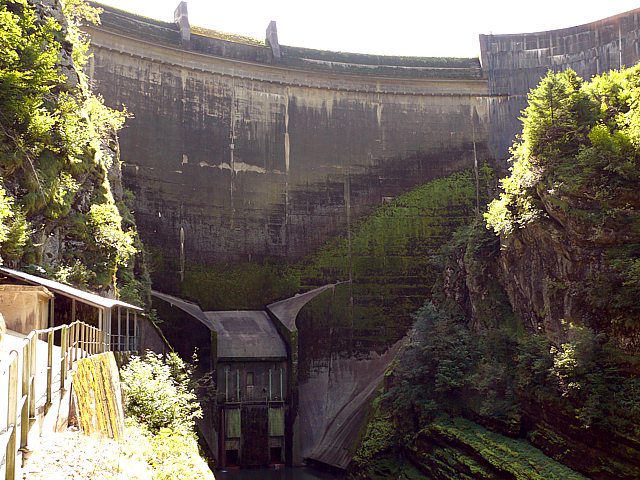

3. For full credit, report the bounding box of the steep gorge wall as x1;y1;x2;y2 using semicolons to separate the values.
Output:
84;5;494;296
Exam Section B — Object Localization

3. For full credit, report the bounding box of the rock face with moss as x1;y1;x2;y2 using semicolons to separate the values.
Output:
481;67;640;478
0;0;148;302
486;68;640;346
352;67;640;480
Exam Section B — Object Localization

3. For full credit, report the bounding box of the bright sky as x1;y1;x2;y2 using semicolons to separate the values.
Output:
96;1;640;57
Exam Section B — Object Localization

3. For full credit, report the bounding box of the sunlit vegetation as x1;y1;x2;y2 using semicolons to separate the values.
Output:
120;352;214;480
355;66;640;479
0;0;145;300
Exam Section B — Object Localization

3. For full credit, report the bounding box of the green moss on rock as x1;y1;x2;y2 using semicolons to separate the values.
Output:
419;417;587;480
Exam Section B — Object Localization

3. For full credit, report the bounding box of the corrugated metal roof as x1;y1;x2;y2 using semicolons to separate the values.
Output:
0;266;143;311
205;311;287;360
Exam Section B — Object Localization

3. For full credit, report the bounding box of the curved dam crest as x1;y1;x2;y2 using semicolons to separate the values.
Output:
83;2;640;470
84;2;494;282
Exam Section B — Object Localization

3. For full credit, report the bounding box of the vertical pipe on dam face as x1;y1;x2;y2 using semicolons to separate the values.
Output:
473;121;479;216
179;226;185;282
619;20;623;70
229;90;238;229
225;367;229;401
284;89;291;254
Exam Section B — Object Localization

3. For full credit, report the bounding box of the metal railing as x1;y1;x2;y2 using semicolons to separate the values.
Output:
1;321;105;480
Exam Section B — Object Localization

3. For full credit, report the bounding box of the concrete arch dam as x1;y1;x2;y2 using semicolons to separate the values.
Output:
84;2;496;284
85;3;640;287
84;2;640;471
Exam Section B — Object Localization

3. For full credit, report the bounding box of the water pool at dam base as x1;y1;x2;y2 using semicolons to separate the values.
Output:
216;466;343;479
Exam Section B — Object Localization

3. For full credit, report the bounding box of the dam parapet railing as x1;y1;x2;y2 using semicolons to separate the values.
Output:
88;1;484;80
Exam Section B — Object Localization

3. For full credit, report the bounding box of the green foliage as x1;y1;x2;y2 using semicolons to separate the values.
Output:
0;185;14;244
122;420;214;480
485;67;640;236
120;352;202;435
510;323;640;445
0;0;146;298
385;303;479;425
120;353;212;478
145;427;214;480
1;208;28;260
351;393;429;480
352;395;397;465
514;333;555;398
88;203;136;266
426;417;587;479
485;70;594;235
61;0;101;70
0;184;29;261
52;258;93;289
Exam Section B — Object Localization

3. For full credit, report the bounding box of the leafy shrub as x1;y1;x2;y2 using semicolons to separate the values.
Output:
146;427;213;480
485;66;640;237
120;352;202;435
120;352;213;479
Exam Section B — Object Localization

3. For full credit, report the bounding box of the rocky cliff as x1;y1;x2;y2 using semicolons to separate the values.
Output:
352;67;640;479
487;67;640;350
0;0;148;302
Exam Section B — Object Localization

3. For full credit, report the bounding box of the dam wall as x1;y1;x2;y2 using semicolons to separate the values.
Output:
84;5;640;281
84;5;494;285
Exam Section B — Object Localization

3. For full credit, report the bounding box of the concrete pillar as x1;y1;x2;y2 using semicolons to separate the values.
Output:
174;1;191;47
266;21;281;59
105;308;112;350
0;285;53;334
117;307;121;351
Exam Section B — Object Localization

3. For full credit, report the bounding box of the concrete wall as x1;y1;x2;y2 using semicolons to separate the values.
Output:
137;316;170;355
481;7;640;158
84;6;493;287
84;5;640;279
0;285;52;334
